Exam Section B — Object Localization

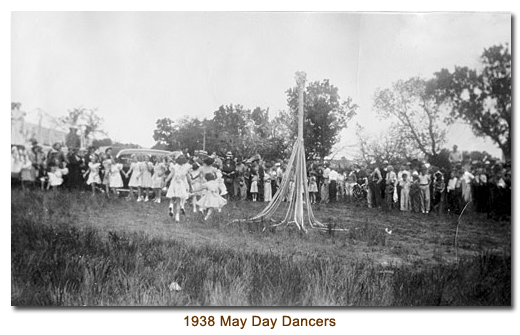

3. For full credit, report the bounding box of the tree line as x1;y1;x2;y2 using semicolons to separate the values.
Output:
362;43;510;165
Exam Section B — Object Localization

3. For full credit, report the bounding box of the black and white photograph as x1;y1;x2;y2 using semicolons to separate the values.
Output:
10;9;512;316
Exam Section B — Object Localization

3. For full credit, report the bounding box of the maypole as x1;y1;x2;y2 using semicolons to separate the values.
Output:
245;71;324;232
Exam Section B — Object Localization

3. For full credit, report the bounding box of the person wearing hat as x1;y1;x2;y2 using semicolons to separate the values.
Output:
65;126;81;151
222;151;236;200
66;147;85;190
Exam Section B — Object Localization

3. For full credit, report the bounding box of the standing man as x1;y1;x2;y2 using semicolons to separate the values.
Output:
222;151;236;200
328;167;338;203
65;126;81;152
321;162;331;204
449;145;463;168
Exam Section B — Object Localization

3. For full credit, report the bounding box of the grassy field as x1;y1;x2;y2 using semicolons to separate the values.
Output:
11;189;511;306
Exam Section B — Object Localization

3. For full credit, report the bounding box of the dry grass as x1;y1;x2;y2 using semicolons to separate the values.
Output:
11;189;511;306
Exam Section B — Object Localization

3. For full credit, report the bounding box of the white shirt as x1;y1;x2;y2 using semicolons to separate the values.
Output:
328;169;338;181
323;167;331;179
462;171;474;183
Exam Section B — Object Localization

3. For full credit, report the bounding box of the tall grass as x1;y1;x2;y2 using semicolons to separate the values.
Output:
11;190;510;306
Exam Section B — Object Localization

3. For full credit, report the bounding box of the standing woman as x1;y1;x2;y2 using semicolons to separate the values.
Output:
165;155;190;222
125;154;142;201
66;148;84;190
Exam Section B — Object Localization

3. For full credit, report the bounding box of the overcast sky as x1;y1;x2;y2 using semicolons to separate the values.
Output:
11;12;511;158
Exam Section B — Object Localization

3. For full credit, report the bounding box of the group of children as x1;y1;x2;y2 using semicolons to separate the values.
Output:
86;152;228;222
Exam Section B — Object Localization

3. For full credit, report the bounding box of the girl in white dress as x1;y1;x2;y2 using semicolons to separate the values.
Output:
151;156;167;203
196;173;227;220
47;158;69;191
140;155;153;202
250;173;259;201
165;155;190;222
86;155;101;195
125;154;142;201
109;158;124;196
188;162;203;212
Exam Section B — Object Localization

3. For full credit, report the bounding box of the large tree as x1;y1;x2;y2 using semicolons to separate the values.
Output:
355;123;421;166
373;77;447;160
60;107;106;146
152;116;207;152
433;44;511;160
286;79;357;160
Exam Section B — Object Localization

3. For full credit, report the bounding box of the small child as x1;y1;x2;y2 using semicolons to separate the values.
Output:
250;173;259;201
151;156;168;204
101;153;112;195
188;162;203;212
126;154;142;201
86;155;101;195
238;176;248;201
214;165;227;197
109;158;124;197
308;173;318;204
196;173;227;221
47;158;68;192
140;155;153;202
165;155;190;222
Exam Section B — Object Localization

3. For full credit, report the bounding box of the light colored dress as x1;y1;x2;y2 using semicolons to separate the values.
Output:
264;175;272;202
308;176;318;193
166;163;190;199
48;167;68;186
140;161;153;188
102;159;112;186
250;175;259;193
196;180;227;210
109;163;124;188
87;162;101;185
152;162;166;189
189;169;203;195
128;162;142;187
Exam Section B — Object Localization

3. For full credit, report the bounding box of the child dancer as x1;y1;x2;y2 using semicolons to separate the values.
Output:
188;162;203;212
101;153;112;194
109;157;124;197
152;156;167;204
141;155;153;202
86;155;101;195
126;154;142;201
250;173;259;201
196;173;227;221
165;155;190;222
